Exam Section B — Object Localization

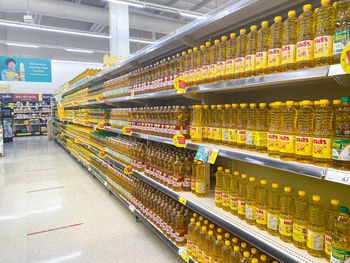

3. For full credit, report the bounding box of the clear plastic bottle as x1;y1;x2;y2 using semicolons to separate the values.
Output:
246;103;257;151
280;101;297;161
256;179;268;230
250;248;258;261
282;11;298;71
191;159;198;194
222;240;232;263
268;102;282;158
187;217;196;255
240;242;248;255
246;177;257;225
238;173;248;220
240;251;250;263
229;104;239;147
213;235;224;263
202;42;212;84
196;161;206;198
237;103;248;149
293;190;308;249
192;221;202;261
245;25;258;77
235;29;247;79
216;36;228;82
256;103;269;152
267;183;280;236
279;186;294;243
198;226;208;263
197;45;205;85
231;246;242;263
226;33;236;81
204;230;215;263
230;171;240;215
209;105;217;143
256;21;271;75
334;0;350;63
202;105;209;143
210;40;220;83
268;16;284;73
214;105;223;145
325;199;340;260
222;104;231;145
191;105;203;143
331;206;350;263
215;167;224;208
222;169;231;212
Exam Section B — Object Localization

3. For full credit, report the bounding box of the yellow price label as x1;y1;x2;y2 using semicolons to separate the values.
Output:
208;148;219;164
178;196;187;205
82;120;89;126
173;134;186;148
61;132;66;136
96;95;104;103
73;119;78;124
341;44;350;73
72;101;78;106
98;151;106;158
122;126;132;136
181;252;189;262
96;123;105;129
74;138;80;144
124;165;133;175
174;76;186;93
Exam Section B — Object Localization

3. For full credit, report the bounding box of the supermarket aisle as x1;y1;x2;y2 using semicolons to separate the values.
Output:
0;137;182;263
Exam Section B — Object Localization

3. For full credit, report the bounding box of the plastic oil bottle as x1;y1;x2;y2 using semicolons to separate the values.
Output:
210;40;220;83
202;105;209;143
333;97;350;170
282;11;298;71
313;99;334;167
331;206;350;263
246;103;257;151
245;25;258;77
213;235;224;263
197;45;205;85
256;21;271;75
231;246;242;263
222;240;232;263
256;103;269;153
198;226;208;263
191;105;203;143
216;36;228;82
196;161;206;198
230;171;240;215
279;186;294;243
214;105;223;145
192;159;198;194
229;104;239;147
268;102;282;158
190;47;198;87
296;100;314;164
240;242;248;255
235;29;247;79
256;179;268;230
209;105;217;143
333;0;350;63
202;42;212;84
237;103;248;149
293;190;308;249
241;251;251;263
268;16;284;74
307;195;325;258
192;221;202;261
222;104;231;145
246;177;257;225
226;33;236;81
325;199;340;260
267;183;281;236
280;101;297;161
314;0;335;66
222;169;232;212
238;173;248;220
187;217;196;255
215;167;224;208
204;230;215;263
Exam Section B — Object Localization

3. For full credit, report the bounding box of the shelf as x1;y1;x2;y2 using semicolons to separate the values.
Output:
14;123;46;126
15;132;46;137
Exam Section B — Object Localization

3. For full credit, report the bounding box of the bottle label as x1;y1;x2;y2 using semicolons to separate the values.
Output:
204;255;212;263
202;65;210;80
210;64;217;79
267;213;279;230
222;193;230;207
176;232;185;242
313;138;332;159
225;59;234;75
268;48;281;67
246;130;255;146
202;127;208;139
237;130;246;144
268;133;280;151
331;247;350;262
307;230;324;251
282;44;296;65
314;35;333;58
208;127;213;140
228;129;237;143
216;61;226;77
334;30;350;55
196;68;202;81
293;223;307;243
187;240;193;251
191;180;196;191
279;218;293;236
325;234;332;256
222;128;229;143
196;182;206;194
332;139;350;161
245;54;256;72
238;200;246;215
184;71;190;82
192;244;198;257
191;126;202;140
256;131;267;147
183;178;191;188
214;128;222;141
246;205;256;220
256;51;268;69
297;40;314;62
230;196;238;211
295;136;312;156
215;190;222;204
234;57;245;73
280;135;295;153
190;69;196;82
198;249;205;262
256;208;267;225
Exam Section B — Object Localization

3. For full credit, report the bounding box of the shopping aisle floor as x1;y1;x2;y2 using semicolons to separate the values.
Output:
0;137;182;263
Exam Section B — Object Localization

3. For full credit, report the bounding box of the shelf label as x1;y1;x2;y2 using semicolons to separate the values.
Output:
129;205;135;212
181;252;190;263
124;165;133;175
173;134;186;148
178;196;187;205
104;181;107;187
174;76;186;93
122;126;132;136
96;95;104;103
325;170;350;186
98;151;106;158
82;120;89;126
341;44;350;73
96;123;105;130
195;145;219;164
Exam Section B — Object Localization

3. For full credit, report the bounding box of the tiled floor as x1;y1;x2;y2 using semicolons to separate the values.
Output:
0;137;182;263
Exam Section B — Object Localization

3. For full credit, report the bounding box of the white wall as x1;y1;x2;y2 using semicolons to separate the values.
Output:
0;60;102;94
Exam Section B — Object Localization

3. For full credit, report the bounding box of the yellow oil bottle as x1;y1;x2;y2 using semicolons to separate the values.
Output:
232;237;239;247
196;161;206;198
245;25;258;77
202;42;212;84
256;103;269;152
231;246;242;263
230;171;240;215
282;11;298;71
216;228;223;239
213;235;224;263
224;232;231;242
268;16;284;73
313;99;334;167
267;183;280;236
175;211;186;246
256;21;270;75
191;105;203;143
334;0;350;63
256;179;268;230
222;240;232;263
325;199;340;260
240;242;248;255
215;167;224;208
198;226;208;263
202;105;209;142
229;104;239;147
250;248;258;261
235;29;247;79
241;251;250;263
238;173;248;220
280;101;297;161
293;190;308;249
246;177;257;225
214;105;223;145
187;217;196;255
204;230;215;263
197;45;205;85
192;221;202;261
237;103;248;149
331;206;350;263
307;195;325;258
216;36;228;82
279;186;294;243
314;0;335;66
297;4;315;69
268;102;282;158
246;103;257;151
252;259;259;263
185;49;193;85
222;169;231;212
226;33;236;81
210;40;220;83
222;104;231;145
296;100;314;164
191;159;198;194
189;47;197;87
209;105;217;143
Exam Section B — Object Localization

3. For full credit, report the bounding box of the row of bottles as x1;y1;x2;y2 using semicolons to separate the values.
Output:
106;162;134;202
214;166;350;261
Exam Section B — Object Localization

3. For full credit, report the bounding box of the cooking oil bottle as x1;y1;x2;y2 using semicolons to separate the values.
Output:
256;103;269;152
240;242;248;255
314;0;335;66
175;211;186;246
268;16;284;73
238;173;248;220
213;235;224;263
296;100;314;164
256;21;271;75
192;159;198;194
246;177;257;225
230;171;240;215
222;240;232;262
202;105;209;142
192;221;202;261
185;49;193;85
307;195;325;258
256;179;268;230
246;25;258;77
231;246;242;263
333;97;350;170
229;104;239;147
280;101;297;161
313;99;334;167
333;0;350;63
215;167;224;208
209;105;217;143
279;186;294;243
222;104;231;145
222;169;231;212
237;103;248;149
214;105;223;145
250;248;258;261
191;105;202;143
246;103;257;151
198;226;208;263
282;11;298;71
226;33;236;81
210;40;220;83
235;29;247;79
204;230;215;263
196;161;206;198
325;199;340;260
187;218;196;255
268;102;282;158
293;190;308;249
241;251;251;263
216;36;228;82
331;206;350;263
267;183;280;236
197;45;205;85
297;4;315;69
202;42;212;84
190;47;198;87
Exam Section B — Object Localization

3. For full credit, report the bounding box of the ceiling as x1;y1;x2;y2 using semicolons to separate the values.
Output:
0;0;228;63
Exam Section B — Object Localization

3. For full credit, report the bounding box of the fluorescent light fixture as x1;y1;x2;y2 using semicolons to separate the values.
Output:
65;48;94;54
130;39;155;44
6;42;39;48
179;11;203;19
52;60;103;66
108;0;144;8
0;20;110;39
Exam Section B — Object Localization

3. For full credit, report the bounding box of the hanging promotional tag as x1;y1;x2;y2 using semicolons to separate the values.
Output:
124;165;133;175
122;126;132;136
173;134;186;147
174;76;186;93
340;44;350;73
96;95;104;103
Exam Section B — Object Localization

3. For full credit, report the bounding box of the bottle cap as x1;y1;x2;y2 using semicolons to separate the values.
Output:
252;259;259;263
234;246;240;252
232;103;238;108
193;212;198;217
315;8;319;13
261;179;267;185
284;186;292;192
242;173;247;179
274;101;282;106
240;103;248;107
244;251;250;257
341;97;350;102
331;199;340;205
225;104;231;108
199;216;204;220
241;242;247;248
234;171;240;176
251;25;257;31
230;33;236;38
182;51;186;55
340;206;349;213
333;100;341;105
196;222;201;226
288;10;296;17
250;103;257;107
272;183;279;188
208;230;214;235
312;195;320;201
218;166;223;171
197;161;202;164
191;218;196;223
240;29;246;34
211;105;217;109
221;36;227;41
205;42;211;46
320;99;329;105
321;0;330;4
303;100;312;105
298;190;306;196
194;159;198;163
225;240;231;246
225;232;230;238
188;49;193;53
210;224;215;229
232;237;238;243
202;226;207;231
217;235;222;240
274;16;282;22
259;103;266;107
261;255;267;261
200;45;205;49
204;219;208;225
215;39;220;44
333;2;337;7
225;169;231;173
193;47;198;51
261;21;268;27
303;4;312;11
217;104;223;109
286;101;294;106
217;228;222;233
249;177;256;182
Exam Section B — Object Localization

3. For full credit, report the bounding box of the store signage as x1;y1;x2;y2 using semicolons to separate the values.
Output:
0;56;52;82
195;145;219;164
122;126;131;135
173;134;186;147
42;94;52;102
13;93;39;101
0;93;13;101
174;76;186;93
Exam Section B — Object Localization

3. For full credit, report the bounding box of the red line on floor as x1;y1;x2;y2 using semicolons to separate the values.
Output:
26;186;65;193
27;223;84;236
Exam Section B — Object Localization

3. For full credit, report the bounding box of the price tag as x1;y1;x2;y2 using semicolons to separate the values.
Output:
195;145;219;164
325;170;350;186
74;138;80;144
61;132;66;136
129;205;135;212
72;101;78;106
96;95;104;103
104;181;107;186
96;123;105;129
341;44;350;73
122;126;132;136
178;196;187;205
181;252;190;263
73;119;78;124
82;120;89;126
98;151;106;158
173;134;186;148
174;76;186;93
124;165;133;175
